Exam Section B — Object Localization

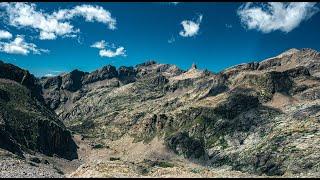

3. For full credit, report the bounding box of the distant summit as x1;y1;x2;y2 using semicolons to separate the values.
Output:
191;62;197;70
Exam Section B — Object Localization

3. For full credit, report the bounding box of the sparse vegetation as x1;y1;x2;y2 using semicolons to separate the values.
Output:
110;157;121;161
92;143;104;149
190;168;202;174
155;161;174;168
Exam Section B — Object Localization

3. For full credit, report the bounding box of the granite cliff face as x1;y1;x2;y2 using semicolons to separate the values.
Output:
0;48;319;177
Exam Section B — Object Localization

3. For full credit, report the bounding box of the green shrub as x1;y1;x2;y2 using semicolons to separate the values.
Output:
110;157;120;161
190;168;202;173
155;161;174;168
92;144;104;149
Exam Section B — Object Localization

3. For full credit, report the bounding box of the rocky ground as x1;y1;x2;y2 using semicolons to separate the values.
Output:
0;149;63;178
0;134;263;178
66;135;263;178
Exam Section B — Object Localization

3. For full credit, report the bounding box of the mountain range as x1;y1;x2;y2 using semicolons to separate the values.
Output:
0;48;319;177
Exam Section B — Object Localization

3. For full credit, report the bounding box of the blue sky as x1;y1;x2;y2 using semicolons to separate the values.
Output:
0;2;319;77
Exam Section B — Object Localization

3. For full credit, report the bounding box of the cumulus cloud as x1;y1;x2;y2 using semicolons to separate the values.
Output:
53;4;116;30
91;40;126;58
179;14;203;37
0;30;13;39
0;2;116;40
39;31;58;40
99;47;126;58
0;35;49;55
0;3;75;40
237;2;319;33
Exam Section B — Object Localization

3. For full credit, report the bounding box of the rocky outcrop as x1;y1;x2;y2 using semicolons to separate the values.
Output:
0;61;43;102
0;126;24;158
61;69;86;92
37;119;78;160
0;80;78;160
0;61;78;160
165;132;206;159
41;76;62;90
118;66;137;84
40;61;185;111
135;60;157;69
82;65;118;85
213;93;260;119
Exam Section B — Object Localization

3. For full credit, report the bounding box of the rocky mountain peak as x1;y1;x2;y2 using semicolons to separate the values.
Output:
191;62;197;70
135;60;157;69
82;64;118;85
61;69;86;92
0;60;43;102
277;48;300;57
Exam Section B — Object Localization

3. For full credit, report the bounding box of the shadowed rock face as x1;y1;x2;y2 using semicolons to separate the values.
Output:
37;119;78;160
118;66;137;84
42;76;62;90
61;69;86;92
213;93;260;119
83;65;118;85
0;61;43;102
165;132;206;159
0;62;78;160
0;126;24;157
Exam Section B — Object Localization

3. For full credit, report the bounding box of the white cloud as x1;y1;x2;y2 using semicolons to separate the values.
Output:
44;73;55;77
52;4;116;30
0;2;116;40
0;3;75;40
237;2;319;33
44;70;62;77
91;40;126;58
0;30;12;39
0;35;49;55
99;47;126;58
179;14;203;37
40;31;57;40
168;36;175;43
90;40;107;49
